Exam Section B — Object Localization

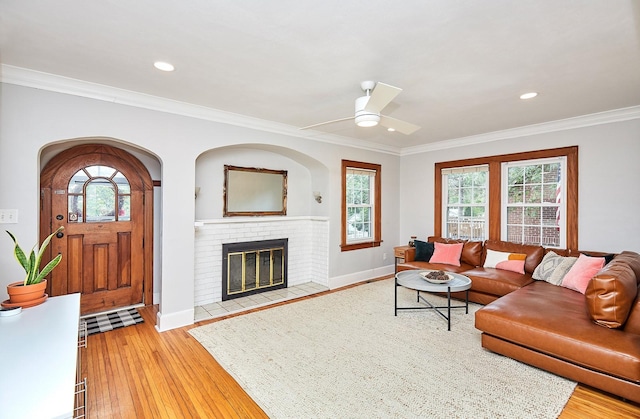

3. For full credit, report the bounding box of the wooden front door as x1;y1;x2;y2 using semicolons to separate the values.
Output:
40;144;153;315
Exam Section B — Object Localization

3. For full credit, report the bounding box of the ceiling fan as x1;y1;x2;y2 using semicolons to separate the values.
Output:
301;81;420;135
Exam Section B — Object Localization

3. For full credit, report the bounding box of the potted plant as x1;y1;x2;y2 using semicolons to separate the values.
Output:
3;226;64;308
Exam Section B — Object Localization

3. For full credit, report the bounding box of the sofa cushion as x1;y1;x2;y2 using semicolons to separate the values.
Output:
532;251;577;285
396;261;474;274
429;242;464;266
414;240;434;262
483;240;544;274
562;254;605;294
586;260;639;329
462;267;534;297
428;237;483;267
483;249;526;274
475;281;640;383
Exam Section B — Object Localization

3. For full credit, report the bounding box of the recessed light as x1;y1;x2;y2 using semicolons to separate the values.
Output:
520;92;538;100
154;61;175;72
387;127;396;132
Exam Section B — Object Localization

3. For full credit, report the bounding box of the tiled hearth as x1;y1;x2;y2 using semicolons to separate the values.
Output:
195;281;328;321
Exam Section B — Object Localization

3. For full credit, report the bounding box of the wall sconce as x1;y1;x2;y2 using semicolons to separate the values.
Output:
313;191;322;203
195;187;201;199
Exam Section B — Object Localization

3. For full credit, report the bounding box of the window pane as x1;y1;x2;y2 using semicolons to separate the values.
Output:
114;171;130;194
85;165;116;178
68;169;88;193
508;167;524;185
525;185;541;203
508;185;523;204
118;196;131;221
85;179;116;222
68;195;83;222
507;206;523;224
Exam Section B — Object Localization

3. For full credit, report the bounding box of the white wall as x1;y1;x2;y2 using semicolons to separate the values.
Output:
0;83;400;331
399;118;640;253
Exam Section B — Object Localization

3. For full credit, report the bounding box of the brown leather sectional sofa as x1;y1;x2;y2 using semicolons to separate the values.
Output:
397;237;640;404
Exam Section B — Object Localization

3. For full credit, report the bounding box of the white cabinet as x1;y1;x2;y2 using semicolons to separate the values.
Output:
0;294;81;419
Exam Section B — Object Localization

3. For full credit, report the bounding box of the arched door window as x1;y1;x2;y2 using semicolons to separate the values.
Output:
67;165;131;222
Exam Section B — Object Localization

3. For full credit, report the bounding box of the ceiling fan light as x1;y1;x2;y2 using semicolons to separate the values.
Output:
355;113;380;127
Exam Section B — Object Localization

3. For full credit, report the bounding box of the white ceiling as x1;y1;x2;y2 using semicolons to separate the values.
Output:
1;1;639;149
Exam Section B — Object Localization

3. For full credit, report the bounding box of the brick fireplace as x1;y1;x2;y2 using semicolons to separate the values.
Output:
194;216;329;306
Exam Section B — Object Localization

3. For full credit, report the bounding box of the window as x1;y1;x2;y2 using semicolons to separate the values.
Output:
442;165;488;241
434;147;578;249
503;158;565;247
68;165;131;222
341;160;382;251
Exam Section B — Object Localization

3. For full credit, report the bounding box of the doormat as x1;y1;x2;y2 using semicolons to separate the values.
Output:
83;308;144;336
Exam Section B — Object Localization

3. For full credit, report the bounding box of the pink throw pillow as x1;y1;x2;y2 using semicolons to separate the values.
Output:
561;254;606;294
429;242;464;266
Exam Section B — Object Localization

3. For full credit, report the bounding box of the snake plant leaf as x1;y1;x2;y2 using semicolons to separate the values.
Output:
6;230;30;273
35;253;63;283
6;226;64;285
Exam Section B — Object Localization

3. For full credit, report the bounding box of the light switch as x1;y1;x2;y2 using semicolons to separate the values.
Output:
0;209;18;224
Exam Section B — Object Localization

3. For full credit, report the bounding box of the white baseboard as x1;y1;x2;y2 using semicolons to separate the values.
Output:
328;264;394;290
155;308;194;332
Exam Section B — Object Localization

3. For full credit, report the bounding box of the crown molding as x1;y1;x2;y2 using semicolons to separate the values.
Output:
401;105;640;156
4;65;638;158
0;65;401;155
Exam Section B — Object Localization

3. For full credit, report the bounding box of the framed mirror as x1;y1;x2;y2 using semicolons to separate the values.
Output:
224;165;287;216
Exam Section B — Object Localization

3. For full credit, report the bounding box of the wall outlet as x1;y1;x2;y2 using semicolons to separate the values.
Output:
0;209;18;224
383;252;387;260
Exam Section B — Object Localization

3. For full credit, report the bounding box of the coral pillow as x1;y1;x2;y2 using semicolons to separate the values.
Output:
429;242;464;266
561;254;606;294
483;249;526;274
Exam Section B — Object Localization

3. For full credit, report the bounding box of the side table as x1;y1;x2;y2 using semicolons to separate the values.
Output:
393;245;412;273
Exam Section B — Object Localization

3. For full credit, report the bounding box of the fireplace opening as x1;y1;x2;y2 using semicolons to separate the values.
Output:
222;238;288;301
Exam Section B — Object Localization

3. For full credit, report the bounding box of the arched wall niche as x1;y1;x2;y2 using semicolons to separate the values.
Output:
195;143;330;219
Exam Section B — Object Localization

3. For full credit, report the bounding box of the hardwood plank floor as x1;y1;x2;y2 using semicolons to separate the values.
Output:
84;291;640;418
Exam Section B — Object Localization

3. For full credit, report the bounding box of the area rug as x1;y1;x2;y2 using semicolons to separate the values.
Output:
83;307;144;335
190;279;576;418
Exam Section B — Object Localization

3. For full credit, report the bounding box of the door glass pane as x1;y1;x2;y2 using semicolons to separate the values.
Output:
113;171;130;193
68;169;88;193
68;195;83;222
86;165;116;178
118;196;131;221
85;179;116;222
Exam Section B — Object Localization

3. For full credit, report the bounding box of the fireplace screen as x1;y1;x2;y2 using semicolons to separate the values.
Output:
222;239;288;300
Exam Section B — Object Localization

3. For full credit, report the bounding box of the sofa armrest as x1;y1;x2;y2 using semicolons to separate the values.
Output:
403;247;417;262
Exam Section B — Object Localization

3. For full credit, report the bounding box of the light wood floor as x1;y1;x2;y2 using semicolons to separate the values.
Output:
84;289;640;418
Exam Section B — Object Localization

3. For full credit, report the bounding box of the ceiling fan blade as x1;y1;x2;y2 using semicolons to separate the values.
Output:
364;82;402;113
300;116;355;130
380;115;421;135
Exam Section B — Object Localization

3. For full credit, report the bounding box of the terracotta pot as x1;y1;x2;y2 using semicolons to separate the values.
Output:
7;280;47;305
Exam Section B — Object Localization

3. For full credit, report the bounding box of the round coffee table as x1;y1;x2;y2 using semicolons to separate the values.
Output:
395;270;472;331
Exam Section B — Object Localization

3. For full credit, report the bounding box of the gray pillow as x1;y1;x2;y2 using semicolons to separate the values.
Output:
532;251;578;286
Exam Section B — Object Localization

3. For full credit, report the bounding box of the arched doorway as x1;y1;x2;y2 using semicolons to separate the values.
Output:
40;144;154;315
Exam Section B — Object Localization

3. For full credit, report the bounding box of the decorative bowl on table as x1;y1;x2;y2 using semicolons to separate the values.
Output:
419;270;453;284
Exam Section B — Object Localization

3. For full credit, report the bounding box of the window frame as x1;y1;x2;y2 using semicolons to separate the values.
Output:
341;159;382;251
441;165;489;241
501;157;567;248
434;146;578;250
